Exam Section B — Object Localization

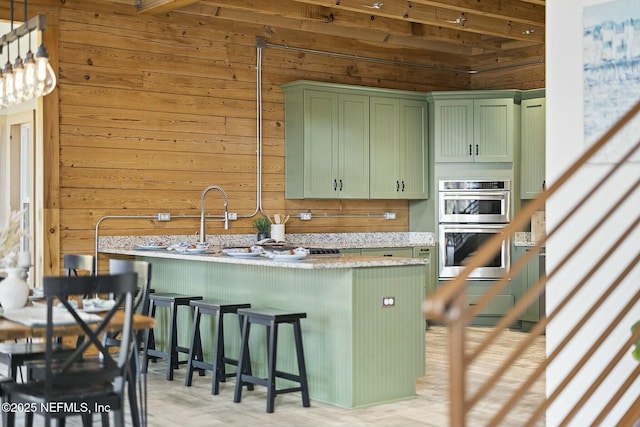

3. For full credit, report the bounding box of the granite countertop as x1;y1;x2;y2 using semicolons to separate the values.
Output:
99;232;435;251
98;232;434;270
513;232;544;247
100;247;428;270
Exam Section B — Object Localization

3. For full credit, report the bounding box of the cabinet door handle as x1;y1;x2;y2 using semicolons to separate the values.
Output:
339;179;343;191
475;144;479;156
333;179;337;191
469;144;472;156
401;181;405;192
542;180;546;190
396;180;400;191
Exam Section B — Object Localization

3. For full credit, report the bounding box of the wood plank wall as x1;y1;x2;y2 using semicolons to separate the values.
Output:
2;0;544;274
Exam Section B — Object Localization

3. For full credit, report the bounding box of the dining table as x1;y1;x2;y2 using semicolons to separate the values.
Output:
0;307;155;427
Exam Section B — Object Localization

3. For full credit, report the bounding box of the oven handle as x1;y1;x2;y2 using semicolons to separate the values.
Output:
439;191;509;199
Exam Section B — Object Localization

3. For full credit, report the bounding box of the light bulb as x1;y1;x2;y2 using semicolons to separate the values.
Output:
0;71;6;107
22;51;36;101
3;62;16;106
35;44;57;97
13;56;25;103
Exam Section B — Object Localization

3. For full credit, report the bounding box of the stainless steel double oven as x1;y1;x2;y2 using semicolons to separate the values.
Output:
438;179;511;280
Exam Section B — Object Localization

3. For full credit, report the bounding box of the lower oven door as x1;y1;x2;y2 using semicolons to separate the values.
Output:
439;224;510;280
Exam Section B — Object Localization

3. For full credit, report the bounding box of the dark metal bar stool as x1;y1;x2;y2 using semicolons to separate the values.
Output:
143;293;203;381
233;307;310;413
185;300;253;395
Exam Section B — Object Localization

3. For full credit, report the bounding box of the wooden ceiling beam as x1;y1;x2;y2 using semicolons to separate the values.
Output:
186;0;476;59
137;0;200;14
180;2;473;68
112;0;545;71
398;0;544;26
289;0;544;43
195;0;509;54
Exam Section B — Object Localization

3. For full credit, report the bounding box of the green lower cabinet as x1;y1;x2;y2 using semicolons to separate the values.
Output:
436;279;515;327
358;247;435;298
467;281;515;327
359;246;435;329
512;246;544;332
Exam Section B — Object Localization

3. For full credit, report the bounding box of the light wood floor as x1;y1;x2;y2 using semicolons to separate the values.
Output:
7;326;546;426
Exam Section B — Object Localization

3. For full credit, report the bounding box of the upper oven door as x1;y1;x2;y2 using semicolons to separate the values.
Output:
439;191;510;223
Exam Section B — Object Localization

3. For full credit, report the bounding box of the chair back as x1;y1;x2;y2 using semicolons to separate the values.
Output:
63;254;96;276
109;259;153;315
42;273;138;395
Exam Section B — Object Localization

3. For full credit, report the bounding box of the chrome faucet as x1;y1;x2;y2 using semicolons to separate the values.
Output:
199;185;229;244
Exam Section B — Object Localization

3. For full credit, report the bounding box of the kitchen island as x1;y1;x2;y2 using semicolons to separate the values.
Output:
100;246;427;409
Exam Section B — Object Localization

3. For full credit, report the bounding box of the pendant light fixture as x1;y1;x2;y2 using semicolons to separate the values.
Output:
0;0;57;108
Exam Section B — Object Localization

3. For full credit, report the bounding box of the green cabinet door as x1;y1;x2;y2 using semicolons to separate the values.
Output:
520;97;546;199
474;99;514;162
303;90;339;198
399;100;429;198
432;99;474;162
369;97;400;198
284;83;369;199
413;246;435;297
431;93;517;163
338;93;370;198
370;97;428;199
512;246;543;326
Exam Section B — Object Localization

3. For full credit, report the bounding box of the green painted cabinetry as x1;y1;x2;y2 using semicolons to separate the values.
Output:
137;256;426;408
283;86;370;199
428;91;520;163
520;93;546;199
282;80;428;200
369;97;428;199
358;246;436;300
512;246;545;331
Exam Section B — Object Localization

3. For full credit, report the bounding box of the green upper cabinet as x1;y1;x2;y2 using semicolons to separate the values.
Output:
429;91;520;163
336;93;370;198
370;97;428;199
283;80;428;200
520;94;546;199
283;83;369;199
301;90;338;198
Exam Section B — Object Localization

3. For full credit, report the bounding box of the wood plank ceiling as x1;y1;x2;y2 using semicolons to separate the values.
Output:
113;0;546;73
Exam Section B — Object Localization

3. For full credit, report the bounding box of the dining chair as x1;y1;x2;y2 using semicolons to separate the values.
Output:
0;272;138;427
102;259;153;426
0;253;95;384
107;259;153;318
64;254;96;277
103;259;153;350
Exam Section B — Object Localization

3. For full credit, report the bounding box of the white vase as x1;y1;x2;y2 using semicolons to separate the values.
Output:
0;267;30;310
